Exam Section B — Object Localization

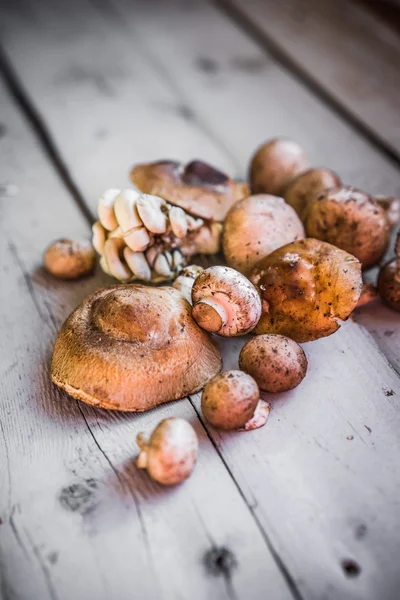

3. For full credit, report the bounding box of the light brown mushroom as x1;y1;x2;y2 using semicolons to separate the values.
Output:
43;239;96;280
249;138;309;196
378;232;400;311
191;266;262;336
136;418;198;485
51;285;221;411
284;168;341;220
250;238;362;342
375;196;400;229
222;194;305;274
130;159;249;222
305;186;390;268
201;370;269;431
239;334;307;393
173;265;204;304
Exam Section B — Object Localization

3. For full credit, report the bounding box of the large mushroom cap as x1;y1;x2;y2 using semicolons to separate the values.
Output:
130;159;249;222
51;285;221;411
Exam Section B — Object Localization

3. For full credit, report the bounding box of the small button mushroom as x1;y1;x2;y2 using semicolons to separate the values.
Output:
284;168;341;220
201;370;269;431
136;418;198;485
249;138;309;196
43;238;96;279
239;334;307;393
222;195;305;275
378;232;400;311
191;266;262;336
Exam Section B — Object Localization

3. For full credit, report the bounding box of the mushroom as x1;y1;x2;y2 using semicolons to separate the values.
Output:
284;168;342;220
201;370;269;431
239;334;308;393
304;187;390;268
51;285;221;410
173;264;204;304
250;238;362;342
43;239;96;279
249;138;309;196
136;418;198;485
130;159;249;222
222;194;305;274
378;232;400;311
191;266;262;336
375;196;400;229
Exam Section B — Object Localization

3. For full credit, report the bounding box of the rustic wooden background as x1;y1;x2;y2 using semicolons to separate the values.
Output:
0;1;400;599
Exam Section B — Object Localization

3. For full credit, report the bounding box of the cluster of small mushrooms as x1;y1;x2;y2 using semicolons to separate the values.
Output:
45;137;400;485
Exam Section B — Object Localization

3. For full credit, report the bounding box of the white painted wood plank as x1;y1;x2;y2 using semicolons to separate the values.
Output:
0;80;293;600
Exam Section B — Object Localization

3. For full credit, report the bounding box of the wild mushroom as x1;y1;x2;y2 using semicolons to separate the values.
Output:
173;265;204;304
136;418;198;485
222;194;305;274
191;266;262;336
201;370;269;431
239;334;307;393
284;168;341;220
130;159;249;222
375;196;400;229
51;285;221;410
304;186;390;268
43;239;96;279
378;232;400;311
250;238;362;342
249;138;309;196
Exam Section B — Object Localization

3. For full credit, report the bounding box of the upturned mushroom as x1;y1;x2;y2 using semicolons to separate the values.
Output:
136;418;198;485
51;285;221;410
284;168;341;220
249;138;309;196
239;334;308;393
250;238;362;342
378;232;400;311
43;239;96;279
191;266;262;336
201;370;269;431
222;194;305;274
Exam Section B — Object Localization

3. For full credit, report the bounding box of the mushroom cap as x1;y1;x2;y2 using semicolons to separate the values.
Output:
44;239;96;279
284;168;342;220
130;159;249;222
51;285;222;411
239;334;308;393
378;260;400;311
201;370;260;430
305;186;390;268
249;138;309;196
250;238;362;342
192;266;262;336
222;194;305;274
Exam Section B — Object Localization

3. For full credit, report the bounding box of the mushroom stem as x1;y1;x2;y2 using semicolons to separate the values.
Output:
395;233;400;283
240;399;270;431
192;298;228;333
136;432;149;469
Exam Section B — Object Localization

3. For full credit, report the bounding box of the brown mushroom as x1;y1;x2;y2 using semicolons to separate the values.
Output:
136;418;198;485
222;194;305;274
239;334;307;393
305;187;390;268
51;285;221;410
250;238;362;342
43;239;96;279
375;196;400;229
130;159;249;221
191;266;262;336
201;370;269;431
378;232;400;311
249;138;309;196
284;168;341;220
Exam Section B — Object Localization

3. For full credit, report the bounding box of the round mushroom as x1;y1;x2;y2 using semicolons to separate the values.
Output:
43;239;96;279
222;194;305;274
136;418;198;485
51;285;222;410
250;238;362;342
249;138;309;196
201;370;269;431
305;186;390;268
191;266;262;336
378;232;400;311
239;334;307;392
130;159;249;222
284;168;341;220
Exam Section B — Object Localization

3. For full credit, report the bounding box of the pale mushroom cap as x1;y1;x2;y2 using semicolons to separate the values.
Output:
44;239;96;280
51;285;222;411
239;334;308;393
284;168;341;220
130;159;249;222
222;194;305;274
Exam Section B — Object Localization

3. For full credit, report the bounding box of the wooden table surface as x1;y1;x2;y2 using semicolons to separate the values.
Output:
1;1;400;599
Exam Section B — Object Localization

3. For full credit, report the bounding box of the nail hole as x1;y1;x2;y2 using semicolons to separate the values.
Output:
204;546;237;577
341;559;361;578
